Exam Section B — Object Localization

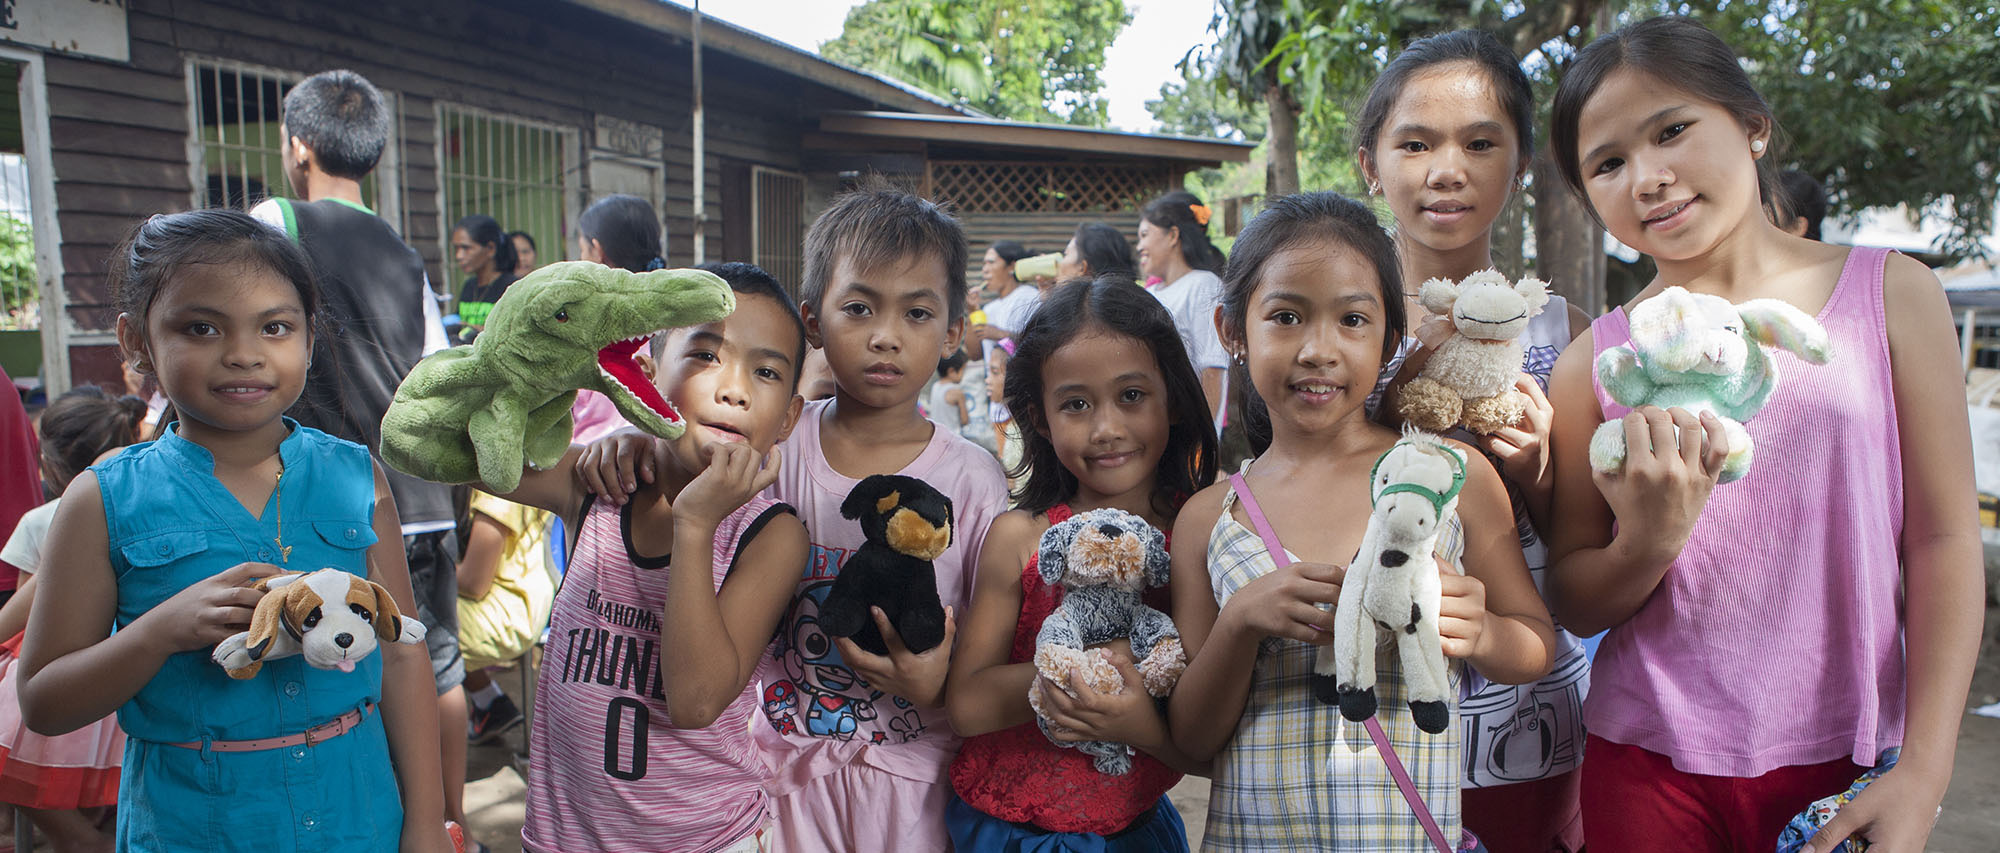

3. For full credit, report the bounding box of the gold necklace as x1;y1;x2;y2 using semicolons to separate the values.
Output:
273;460;292;564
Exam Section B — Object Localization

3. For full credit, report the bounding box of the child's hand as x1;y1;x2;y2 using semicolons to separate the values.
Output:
143;562;285;653
1479;374;1555;501
1800;764;1946;853
403;820;457;853
1436;559;1490;660
575;430;658;505
1594;407;1730;564
1032;647;1168;752
835;606;956;708
1219;560;1343;644
675;444;781;532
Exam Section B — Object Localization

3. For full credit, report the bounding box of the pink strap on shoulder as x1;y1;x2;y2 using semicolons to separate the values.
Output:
1226;472;1466;853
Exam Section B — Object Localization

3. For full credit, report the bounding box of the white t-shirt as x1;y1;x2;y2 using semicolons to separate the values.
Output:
981;283;1042;337
1150;269;1229;371
0;499;58;575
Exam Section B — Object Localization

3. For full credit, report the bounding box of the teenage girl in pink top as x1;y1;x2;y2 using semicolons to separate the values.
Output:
1543;16;1980;853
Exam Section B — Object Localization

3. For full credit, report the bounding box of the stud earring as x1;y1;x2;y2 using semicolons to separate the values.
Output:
1751;139;1766;154
1367;182;1381;196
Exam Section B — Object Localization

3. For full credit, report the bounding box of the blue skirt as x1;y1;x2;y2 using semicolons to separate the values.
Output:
945;792;1190;853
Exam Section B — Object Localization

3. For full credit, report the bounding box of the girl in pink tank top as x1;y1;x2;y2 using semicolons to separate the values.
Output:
1543;17;1981;852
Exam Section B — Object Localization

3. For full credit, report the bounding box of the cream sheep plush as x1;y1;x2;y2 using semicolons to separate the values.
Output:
1589;286;1830;483
1395;269;1550;434
1029;508;1186;775
1314;431;1466;735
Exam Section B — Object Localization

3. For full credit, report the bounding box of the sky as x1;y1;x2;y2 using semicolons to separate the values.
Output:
697;0;1221;131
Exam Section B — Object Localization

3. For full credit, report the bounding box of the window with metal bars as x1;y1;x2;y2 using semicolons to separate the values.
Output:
0;60;39;333
187;60;391;216
752;166;804;291
435;103;575;287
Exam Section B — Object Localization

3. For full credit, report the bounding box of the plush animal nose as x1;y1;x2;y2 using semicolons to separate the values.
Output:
1096;523;1123;538
1379;550;1410;568
334;633;354;649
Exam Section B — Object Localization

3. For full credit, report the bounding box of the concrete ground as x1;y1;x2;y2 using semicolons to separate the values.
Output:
463;600;2000;852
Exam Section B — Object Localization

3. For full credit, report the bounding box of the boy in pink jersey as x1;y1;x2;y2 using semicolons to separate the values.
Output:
488;262;810;853
587;186;1008;851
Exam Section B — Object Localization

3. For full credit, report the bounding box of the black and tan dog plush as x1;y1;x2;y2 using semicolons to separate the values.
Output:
212;568;428;680
822;474;953;656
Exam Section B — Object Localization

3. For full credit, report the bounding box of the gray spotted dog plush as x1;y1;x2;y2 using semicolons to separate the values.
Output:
1028;508;1186;775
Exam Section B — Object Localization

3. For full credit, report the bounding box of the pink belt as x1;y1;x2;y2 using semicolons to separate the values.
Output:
166;702;373;753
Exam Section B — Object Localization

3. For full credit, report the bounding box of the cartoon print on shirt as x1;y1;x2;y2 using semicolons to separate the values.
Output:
762;545;929;744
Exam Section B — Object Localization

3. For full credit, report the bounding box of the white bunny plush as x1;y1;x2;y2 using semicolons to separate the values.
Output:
1590;286;1830;483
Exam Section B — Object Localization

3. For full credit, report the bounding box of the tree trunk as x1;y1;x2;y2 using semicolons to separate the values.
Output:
1530;151;1606;314
1263;83;1301;197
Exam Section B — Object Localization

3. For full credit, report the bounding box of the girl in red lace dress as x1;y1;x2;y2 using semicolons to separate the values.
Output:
945;274;1217;850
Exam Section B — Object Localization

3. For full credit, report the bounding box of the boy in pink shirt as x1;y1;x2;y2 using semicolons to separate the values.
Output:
584;187;1007;851
762;187;1006;851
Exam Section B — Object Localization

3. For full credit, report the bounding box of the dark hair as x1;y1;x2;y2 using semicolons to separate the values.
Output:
990;241;1036;266
653;261;809;391
1005;273;1217;519
38;385;145;496
1220;193;1404;451
1355;29;1535;172
579;194;664;273
113;208;324;329
111;208;325;437
453;214;518;276
802;182;969;323
1070;221;1138;279
1776;170;1827;240
1141;191;1225;274
508;230;538;253
1551;15;1782;218
938;349;968;377
280;70;390;181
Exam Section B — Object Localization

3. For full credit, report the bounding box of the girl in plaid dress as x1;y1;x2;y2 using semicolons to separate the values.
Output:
1165;192;1557;851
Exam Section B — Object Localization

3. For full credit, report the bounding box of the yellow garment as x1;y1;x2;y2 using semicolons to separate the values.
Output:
456;493;557;670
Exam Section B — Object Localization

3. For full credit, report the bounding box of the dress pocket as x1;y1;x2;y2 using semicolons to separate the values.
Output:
312;519;379;551
120;529;211;568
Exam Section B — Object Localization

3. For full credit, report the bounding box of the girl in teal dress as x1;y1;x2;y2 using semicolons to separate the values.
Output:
16;209;452;853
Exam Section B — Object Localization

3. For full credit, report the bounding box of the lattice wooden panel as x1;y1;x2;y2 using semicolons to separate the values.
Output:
928;161;1172;213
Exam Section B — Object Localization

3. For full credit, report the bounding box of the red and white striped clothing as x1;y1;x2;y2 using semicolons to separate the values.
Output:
524;495;792;853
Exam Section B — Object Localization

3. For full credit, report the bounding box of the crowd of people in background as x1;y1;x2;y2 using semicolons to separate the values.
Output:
0;13;1980;853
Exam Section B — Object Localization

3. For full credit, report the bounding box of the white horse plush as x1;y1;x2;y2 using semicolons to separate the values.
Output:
1313;431;1467;734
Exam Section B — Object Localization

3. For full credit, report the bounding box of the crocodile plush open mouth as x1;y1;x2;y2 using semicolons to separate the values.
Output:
597;332;679;427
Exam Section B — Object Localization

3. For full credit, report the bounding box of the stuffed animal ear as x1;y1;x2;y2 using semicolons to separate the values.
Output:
367;579;407;643
840;476;896;521
1515;277;1552;316
1627;287;1708;373
1144;528;1172;588
1036;521;1074;586
1417;278;1459;316
1736;298;1831;365
244;584;294;662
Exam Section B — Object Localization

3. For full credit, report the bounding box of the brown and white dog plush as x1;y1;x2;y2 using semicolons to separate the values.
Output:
212;568;427;680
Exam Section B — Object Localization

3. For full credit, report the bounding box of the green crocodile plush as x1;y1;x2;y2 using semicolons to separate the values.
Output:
381;261;734;492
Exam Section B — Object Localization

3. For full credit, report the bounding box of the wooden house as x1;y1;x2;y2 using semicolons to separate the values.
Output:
0;0;1248;391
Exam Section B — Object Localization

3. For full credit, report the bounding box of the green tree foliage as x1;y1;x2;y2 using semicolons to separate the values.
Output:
0;214;37;329
1670;0;2000;259
821;0;1132;125
1196;0;1999;262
